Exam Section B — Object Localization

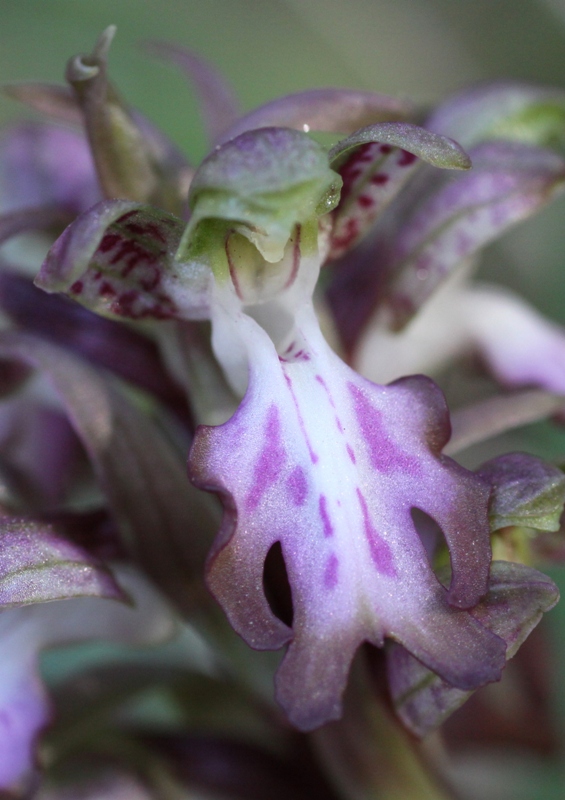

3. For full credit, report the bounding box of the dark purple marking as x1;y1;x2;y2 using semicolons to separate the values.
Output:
323;553;339;590
357;194;374;209
125;222;149;237
70;280;83;294
116;210;138;224
338;144;379;201
348;383;420;475
346;443;356;464
283;226;301;290
335;416;344;433
244;405;286;512
112;240;149;269
145;222;167;243
398;149;417;167
283;372;318;464
380;144;393;155
315;374;336;409
330;217;360;254
318;495;334;538
225;232;244;300
98;233;121;253
287;466;308;506
124;221;167;245
371;173;390;185
356;489;396;576
140;270;160;292
99;281;116;297
111;290;176;320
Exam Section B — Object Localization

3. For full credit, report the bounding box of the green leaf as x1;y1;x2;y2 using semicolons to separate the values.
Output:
479;453;565;532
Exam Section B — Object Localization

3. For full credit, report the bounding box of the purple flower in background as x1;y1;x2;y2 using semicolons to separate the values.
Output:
0;24;564;798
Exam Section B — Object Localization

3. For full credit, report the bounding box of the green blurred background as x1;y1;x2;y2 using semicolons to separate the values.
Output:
4;2;565;797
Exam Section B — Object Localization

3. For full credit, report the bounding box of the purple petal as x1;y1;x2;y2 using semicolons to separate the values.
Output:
190;306;503;731
387;561;559;736
385;141;565;328
3;82;82;125
446;390;565;456
0;399;84;510
0;650;49;794
478;452;565;532
0;516;124;607
0;122;99;215
0;332;218;612
217;88;411;144
0;270;190;420
145;40;240;145
36;200;203;321
327;123;470;259
457;284;565;394
0;565;173;793
428;81;565;150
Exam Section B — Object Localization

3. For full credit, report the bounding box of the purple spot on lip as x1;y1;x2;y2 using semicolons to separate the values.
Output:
346;444;356;464
356;489;396;576
287;466;308;506
319;495;334;538
335;416;344;433
245;405;286;511
324;553;339;589
348;383;420;475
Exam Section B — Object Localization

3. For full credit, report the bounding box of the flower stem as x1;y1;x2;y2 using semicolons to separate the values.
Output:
310;649;455;800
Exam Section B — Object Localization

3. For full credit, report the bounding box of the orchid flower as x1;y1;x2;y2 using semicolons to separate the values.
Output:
0;34;561;800
24;29;560;742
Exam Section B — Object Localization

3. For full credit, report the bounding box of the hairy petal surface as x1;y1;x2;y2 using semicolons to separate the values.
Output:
190;298;505;730
0;515;123;608
387;561;559;736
